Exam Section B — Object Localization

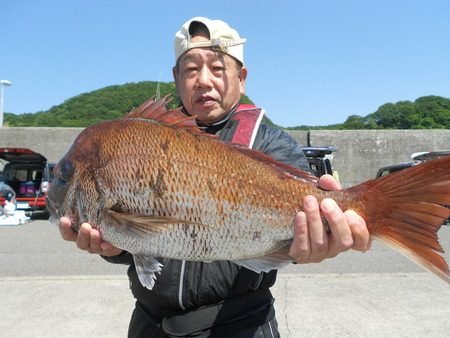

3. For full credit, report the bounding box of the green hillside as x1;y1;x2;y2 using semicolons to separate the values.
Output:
286;95;450;130
6;82;176;127
4;81;278;128
4;81;449;129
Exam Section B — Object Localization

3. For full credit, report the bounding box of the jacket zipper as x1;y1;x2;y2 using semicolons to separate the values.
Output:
178;260;186;310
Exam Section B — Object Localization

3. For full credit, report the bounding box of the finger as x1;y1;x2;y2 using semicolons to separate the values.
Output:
345;210;372;252
88;228;104;254
318;174;342;191
87;227;122;256
303;195;329;261
289;211;310;262
76;223;94;251
321;198;353;257
59;217;77;241
100;242;124;257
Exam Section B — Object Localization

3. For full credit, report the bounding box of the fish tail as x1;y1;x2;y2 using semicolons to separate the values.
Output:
345;156;450;283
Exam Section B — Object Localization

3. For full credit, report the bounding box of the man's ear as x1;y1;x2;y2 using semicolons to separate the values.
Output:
172;66;178;82
239;66;248;95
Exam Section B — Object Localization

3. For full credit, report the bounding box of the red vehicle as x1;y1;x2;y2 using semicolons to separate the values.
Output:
0;148;54;215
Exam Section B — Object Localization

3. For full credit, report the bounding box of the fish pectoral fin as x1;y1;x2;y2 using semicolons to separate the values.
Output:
133;255;163;290
108;210;205;234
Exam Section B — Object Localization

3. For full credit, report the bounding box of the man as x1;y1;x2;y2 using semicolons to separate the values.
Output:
0;182;16;217
59;17;370;337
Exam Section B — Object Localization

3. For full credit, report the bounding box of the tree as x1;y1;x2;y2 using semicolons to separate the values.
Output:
342;115;365;129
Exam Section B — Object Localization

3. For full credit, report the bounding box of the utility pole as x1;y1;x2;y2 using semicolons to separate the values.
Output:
0;80;13;127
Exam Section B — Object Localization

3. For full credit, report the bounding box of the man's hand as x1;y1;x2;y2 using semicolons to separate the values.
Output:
289;174;371;263
59;217;123;257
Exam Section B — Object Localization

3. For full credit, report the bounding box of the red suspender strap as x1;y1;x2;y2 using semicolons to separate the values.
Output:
228;104;265;149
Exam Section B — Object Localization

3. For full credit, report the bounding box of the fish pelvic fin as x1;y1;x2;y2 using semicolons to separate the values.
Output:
133;255;163;290
235;258;291;273
234;241;293;273
346;155;450;283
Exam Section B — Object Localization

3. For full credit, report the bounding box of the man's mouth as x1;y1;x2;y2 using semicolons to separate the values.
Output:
196;96;216;105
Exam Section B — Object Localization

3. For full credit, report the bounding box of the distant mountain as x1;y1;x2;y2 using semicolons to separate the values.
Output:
4;81;278;128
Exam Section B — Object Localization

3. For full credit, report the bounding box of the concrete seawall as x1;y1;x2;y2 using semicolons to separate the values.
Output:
1;128;449;186
290;129;449;186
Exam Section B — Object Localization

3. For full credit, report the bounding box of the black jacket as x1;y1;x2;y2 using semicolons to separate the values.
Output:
103;120;310;321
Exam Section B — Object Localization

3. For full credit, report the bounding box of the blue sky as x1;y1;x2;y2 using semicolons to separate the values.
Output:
1;0;449;127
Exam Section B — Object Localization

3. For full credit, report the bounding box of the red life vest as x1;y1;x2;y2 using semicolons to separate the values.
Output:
220;104;265;149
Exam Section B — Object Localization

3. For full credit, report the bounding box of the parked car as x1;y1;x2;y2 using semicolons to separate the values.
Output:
0;148;55;215
375;161;415;177
376;150;450;178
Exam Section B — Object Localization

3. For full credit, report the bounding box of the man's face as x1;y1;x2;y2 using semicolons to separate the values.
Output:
173;36;247;124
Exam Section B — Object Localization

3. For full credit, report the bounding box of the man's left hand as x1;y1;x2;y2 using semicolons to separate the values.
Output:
289;174;371;263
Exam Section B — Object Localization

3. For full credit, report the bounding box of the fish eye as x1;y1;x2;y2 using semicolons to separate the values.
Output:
56;161;74;182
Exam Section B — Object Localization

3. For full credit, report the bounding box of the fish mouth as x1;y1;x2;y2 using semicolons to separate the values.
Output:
46;195;74;226
46;196;63;225
48;214;60;225
46;196;58;217
46;202;78;231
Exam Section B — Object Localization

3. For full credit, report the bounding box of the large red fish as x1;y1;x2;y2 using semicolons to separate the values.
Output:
47;97;450;289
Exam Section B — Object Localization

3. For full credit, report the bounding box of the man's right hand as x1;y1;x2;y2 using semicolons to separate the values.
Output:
59;217;123;257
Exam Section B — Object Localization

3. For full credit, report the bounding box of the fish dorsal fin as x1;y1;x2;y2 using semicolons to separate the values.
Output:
233;146;320;183
126;96;211;136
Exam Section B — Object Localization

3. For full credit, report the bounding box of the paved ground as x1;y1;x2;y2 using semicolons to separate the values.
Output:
1;219;450;337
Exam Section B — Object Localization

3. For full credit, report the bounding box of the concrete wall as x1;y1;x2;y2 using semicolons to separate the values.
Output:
1;128;449;187
289;129;449;186
0;128;83;163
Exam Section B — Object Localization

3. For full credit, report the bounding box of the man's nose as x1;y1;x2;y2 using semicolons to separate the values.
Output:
195;66;213;88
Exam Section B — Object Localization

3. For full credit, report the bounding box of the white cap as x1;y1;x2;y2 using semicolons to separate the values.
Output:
174;17;246;65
